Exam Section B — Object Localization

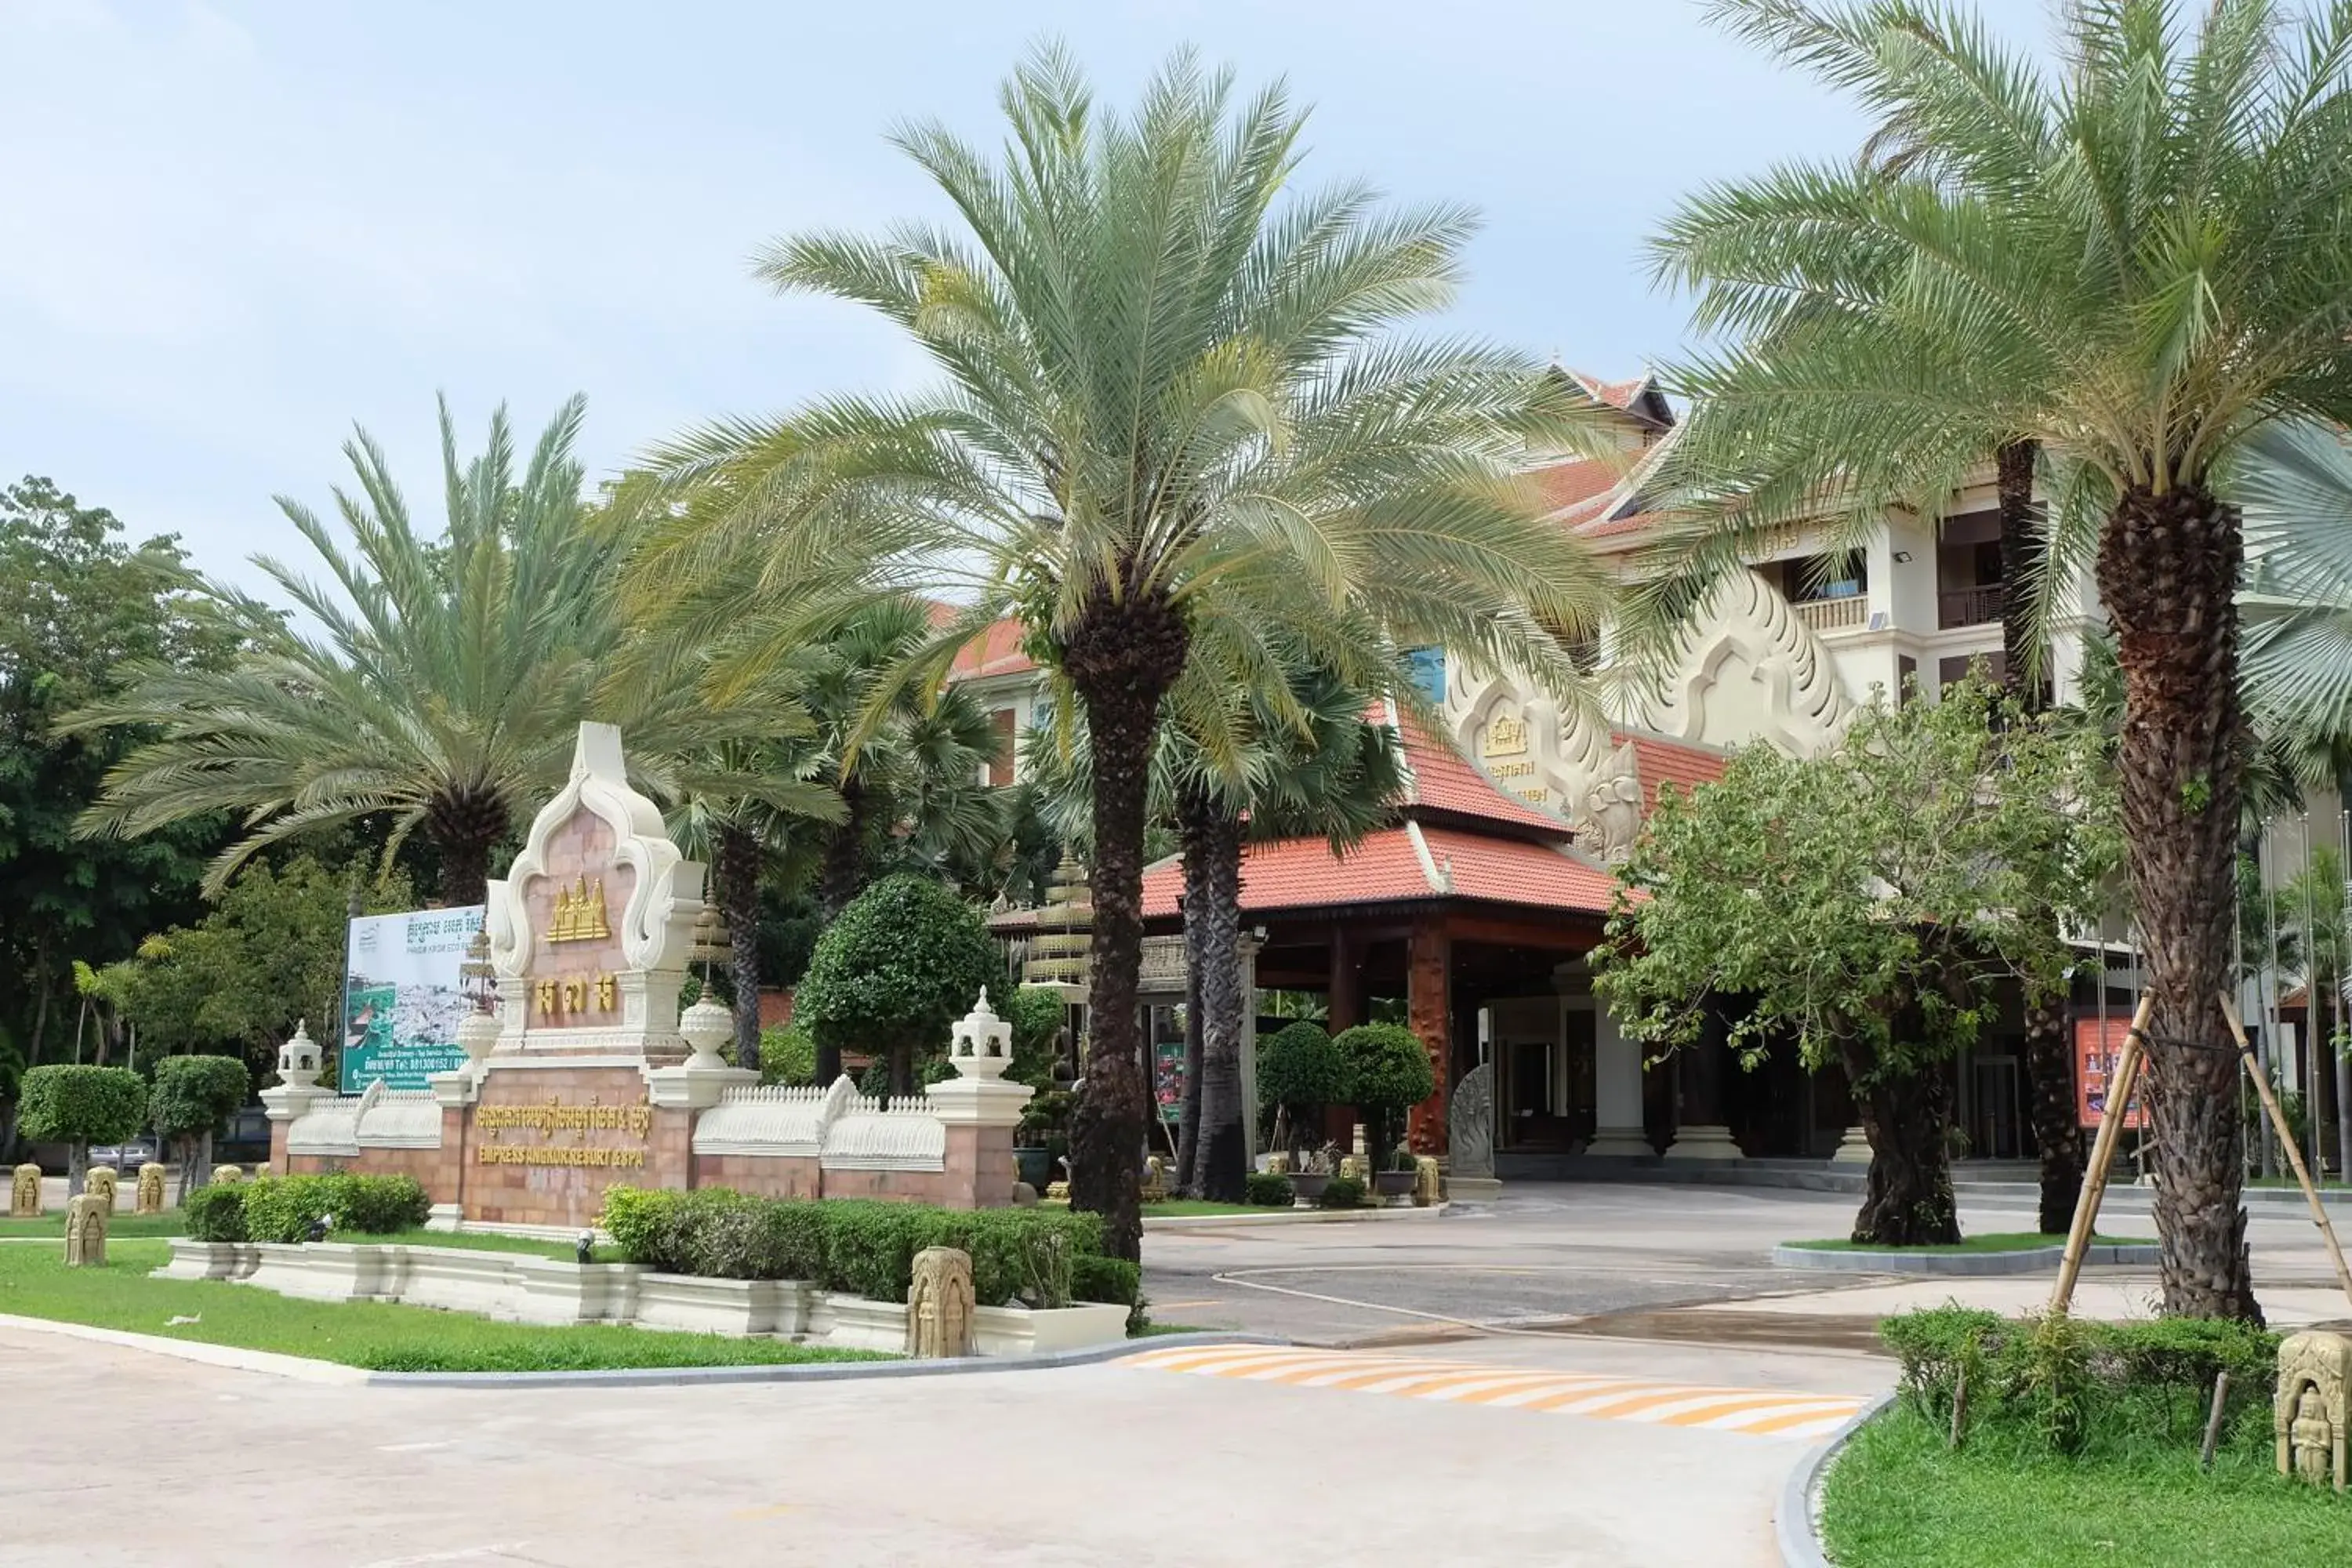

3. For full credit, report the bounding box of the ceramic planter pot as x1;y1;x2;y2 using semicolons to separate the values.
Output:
1288;1171;1332;1205
1013;1147;1055;1190
1373;1170;1418;1201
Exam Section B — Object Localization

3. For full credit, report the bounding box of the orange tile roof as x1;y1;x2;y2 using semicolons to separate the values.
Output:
1530;457;1621;517
1621;732;1730;810
1139;824;1617;919
947;617;1037;681
1569;370;1649;412
1394;710;1567;834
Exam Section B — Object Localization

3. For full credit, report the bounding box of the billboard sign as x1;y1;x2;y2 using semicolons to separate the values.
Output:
2074;1014;2147;1131
341;906;486;1091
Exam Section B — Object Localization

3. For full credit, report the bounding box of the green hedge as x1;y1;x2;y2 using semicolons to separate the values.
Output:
1316;1175;1367;1209
599;1187;1109;1308
1244;1172;1295;1207
241;1174;431;1243
184;1183;249;1243
1880;1307;2281;1457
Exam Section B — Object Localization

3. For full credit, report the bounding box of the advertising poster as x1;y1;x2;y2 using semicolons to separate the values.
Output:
2074;1014;2148;1131
1154;1039;1187;1125
341;906;486;1091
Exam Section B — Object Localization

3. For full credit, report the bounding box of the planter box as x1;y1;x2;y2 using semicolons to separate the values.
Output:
394;1247;525;1316
1288;1172;1332;1206
815;1293;909;1352
241;1242;397;1303
154;1238;258;1282
635;1274;819;1337
504;1258;646;1324
971;1301;1130;1357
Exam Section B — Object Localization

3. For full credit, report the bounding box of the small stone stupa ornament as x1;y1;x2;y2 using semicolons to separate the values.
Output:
277;1019;323;1089
948;989;1014;1080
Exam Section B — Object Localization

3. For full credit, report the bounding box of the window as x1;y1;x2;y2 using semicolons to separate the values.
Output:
1779;552;1867;602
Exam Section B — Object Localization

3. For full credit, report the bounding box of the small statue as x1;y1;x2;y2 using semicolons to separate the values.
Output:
64;1193;109;1269
1141;1155;1170;1203
83;1166;119;1210
136;1163;167;1215
1414;1155;1443;1207
211;1165;245;1186
906;1246;976;1359
9;1163;38;1219
2275;1330;2350;1493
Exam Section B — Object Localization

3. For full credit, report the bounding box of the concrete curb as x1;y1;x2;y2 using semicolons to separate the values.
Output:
1775;1392;1894;1568
0;1312;369;1384
361;1330;1289;1388
1142;1204;1447;1229
1770;1241;2161;1276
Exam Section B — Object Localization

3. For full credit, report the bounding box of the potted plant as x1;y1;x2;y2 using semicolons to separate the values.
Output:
1287;1143;1338;1206
1373;1145;1419;1204
1014;1088;1073;1192
1257;1021;1345;1163
1333;1022;1437;1192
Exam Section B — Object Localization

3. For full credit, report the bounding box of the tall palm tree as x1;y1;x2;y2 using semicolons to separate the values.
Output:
1640;0;2352;1320
632;48;1616;1259
70;398;827;905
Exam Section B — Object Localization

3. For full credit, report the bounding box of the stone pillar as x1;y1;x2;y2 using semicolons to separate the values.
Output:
1662;1005;1744;1161
260;1021;337;1171
1831;1126;1873;1163
1238;933;1264;1160
1324;924;1361;1144
1586;1002;1652;1157
931;992;1036;1209
1406;916;1451;1154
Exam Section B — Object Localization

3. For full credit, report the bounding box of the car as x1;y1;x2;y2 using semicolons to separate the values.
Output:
86;1136;162;1172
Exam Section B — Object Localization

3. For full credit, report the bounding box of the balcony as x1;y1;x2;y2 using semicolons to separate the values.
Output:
1792;595;1868;634
1939;584;2004;629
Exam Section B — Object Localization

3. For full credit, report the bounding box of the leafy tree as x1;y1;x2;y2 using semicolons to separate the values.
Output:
793;874;997;1094
633;48;1616;1259
69;401;818;905
1596;681;2117;1245
1639;0;2352;1316
1334;1023;1436;1169
149;1054;249;1200
0;478;228;1162
757;1023;816;1087
17;1063;147;1195
1003;985;1072;1091
1258;1022;1346;1156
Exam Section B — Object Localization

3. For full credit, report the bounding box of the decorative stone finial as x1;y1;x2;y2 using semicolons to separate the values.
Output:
277;1020;323;1089
456;1009;501;1065
679;995;734;1071
948;988;1014;1080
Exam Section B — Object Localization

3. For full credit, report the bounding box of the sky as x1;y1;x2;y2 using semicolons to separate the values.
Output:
1;0;2056;589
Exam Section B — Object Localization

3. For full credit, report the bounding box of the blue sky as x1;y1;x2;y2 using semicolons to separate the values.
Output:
2;0;2052;586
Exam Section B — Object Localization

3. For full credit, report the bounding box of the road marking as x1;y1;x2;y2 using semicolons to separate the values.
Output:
1116;1344;1866;1440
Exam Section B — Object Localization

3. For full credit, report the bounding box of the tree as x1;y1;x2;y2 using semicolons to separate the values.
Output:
150;1054;249;1200
633;49;1617;1259
1597;681;2117;1245
17;1064;147;1196
1334;1023;1434;1168
1641;0;2352;1316
0;478;227;1163
69;400;816;906
1258;1021;1346;1156
793;874;998;1094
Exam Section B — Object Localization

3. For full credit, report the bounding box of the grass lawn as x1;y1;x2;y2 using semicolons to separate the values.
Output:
359;1229;625;1262
0;1211;187;1240
1143;1200;1293;1218
0;1240;888;1373
1784;1232;2149;1254
1820;1403;2352;1568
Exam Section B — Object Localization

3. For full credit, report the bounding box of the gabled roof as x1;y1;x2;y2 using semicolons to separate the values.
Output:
1138;822;1619;920
1564;368;1675;431
946;617;1038;682
1388;702;1569;837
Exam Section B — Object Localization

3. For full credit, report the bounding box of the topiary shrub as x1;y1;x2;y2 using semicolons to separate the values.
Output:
1257;1022;1345;1151
241;1174;336;1243
183;1182;249;1243
757;1025;816;1087
335;1174;430;1233
1244;1171;1294;1207
819;1200;930;1301
1004;985;1071;1089
1334;1022;1436;1160
795;875;998;1094
1316;1174;1367;1209
16;1065;148;1194
149;1054;250;1200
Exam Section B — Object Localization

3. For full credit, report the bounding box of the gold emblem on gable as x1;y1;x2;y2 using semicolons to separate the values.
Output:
1480;713;1530;759
548;875;611;944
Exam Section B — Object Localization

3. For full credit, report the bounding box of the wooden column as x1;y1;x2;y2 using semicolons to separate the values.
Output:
1406;916;1452;1154
1325;924;1361;1143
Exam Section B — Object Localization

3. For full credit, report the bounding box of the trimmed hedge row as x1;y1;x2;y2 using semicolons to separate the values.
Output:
187;1174;432;1243
599;1186;1115;1310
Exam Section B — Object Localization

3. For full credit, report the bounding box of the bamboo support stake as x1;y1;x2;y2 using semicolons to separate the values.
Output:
2052;994;2155;1316
2200;1370;2231;1472
2220;994;2352;1308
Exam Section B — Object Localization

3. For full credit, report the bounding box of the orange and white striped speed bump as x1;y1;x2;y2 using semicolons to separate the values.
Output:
1116;1344;1867;1440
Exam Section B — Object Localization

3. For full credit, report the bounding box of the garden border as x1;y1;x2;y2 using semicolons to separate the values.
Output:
1769;1241;2160;1275
1775;1392;1893;1568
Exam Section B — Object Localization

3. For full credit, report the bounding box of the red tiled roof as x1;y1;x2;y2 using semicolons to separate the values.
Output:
1393;710;1567;835
1575;507;1658;541
1621;732;1730;810
1139;823;1617;920
948;617;1037;681
1530;457;1621;518
1570;371;1649;412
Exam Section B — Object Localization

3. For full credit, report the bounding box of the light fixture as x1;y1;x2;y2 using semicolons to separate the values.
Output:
1891;550;1914;564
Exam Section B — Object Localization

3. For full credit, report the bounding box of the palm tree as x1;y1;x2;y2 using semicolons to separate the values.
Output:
632;48;1616;1259
70;398;826;905
1640;0;2352;1320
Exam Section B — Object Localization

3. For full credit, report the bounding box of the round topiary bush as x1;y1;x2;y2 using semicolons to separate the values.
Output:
1256;1021;1345;1151
1334;1022;1436;1160
16;1065;148;1193
150;1054;250;1199
796;874;998;1093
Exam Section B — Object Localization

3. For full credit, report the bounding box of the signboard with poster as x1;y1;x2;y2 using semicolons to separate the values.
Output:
2074;1014;2148;1131
341;906;486;1091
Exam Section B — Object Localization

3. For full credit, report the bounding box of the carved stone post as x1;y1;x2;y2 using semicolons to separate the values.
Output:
2276;1330;2350;1493
64;1193;109;1268
906;1246;976;1358
9;1163;38;1218
83;1167;119;1211
136;1163;167;1214
931;991;1036;1210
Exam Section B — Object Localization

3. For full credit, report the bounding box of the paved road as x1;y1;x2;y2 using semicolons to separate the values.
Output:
0;1322;1876;1567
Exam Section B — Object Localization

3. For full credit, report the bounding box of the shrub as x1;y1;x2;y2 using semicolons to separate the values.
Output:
1334;1023;1435;1159
184;1182;249;1242
820;1200;930;1301
913;1207;1093;1308
796;875;998;1091
599;1185;668;1263
1004;985;1070;1088
242;1175;333;1243
1244;1171;1294;1207
757;1025;816;1087
1071;1253;1140;1308
17;1065;148;1180
239;1172;428;1242
1258;1022;1345;1138
336;1174;431;1233
1316;1175;1367;1209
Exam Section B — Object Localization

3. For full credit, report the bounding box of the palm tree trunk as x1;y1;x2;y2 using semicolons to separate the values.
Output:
1192;808;1248;1204
1174;885;1205;1195
713;822;766;1073
1995;438;2087;1235
1061;592;1189;1264
2096;483;2259;1321
426;789;508;907
815;782;870;1087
